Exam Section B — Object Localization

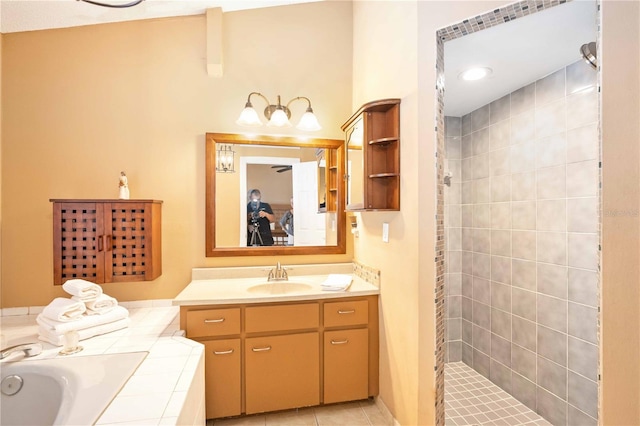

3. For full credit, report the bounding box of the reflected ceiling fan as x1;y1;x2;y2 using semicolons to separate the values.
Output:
271;165;292;173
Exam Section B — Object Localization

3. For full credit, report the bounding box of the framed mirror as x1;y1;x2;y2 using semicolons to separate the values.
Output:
206;132;346;257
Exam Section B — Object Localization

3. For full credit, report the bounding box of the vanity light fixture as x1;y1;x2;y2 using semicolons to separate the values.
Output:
236;92;322;132
458;67;493;81
216;144;235;173
77;0;144;8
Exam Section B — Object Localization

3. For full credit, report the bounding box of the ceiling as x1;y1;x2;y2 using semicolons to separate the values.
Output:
0;0;323;33
444;0;597;116
2;0;596;117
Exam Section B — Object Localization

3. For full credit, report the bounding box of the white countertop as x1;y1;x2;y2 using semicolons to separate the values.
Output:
173;264;379;306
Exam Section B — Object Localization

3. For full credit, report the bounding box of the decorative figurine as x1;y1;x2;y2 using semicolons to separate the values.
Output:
119;171;130;199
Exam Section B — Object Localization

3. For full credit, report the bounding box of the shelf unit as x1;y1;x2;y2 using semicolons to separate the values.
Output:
324;148;339;212
342;99;400;211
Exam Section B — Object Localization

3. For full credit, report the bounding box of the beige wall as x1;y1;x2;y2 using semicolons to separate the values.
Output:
351;1;505;424
0;33;3;310
1;1;353;308
600;1;640;425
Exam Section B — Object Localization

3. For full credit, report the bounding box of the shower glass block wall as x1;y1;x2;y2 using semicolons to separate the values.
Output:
444;59;600;426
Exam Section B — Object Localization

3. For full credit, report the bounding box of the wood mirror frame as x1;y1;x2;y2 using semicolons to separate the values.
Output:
205;132;346;257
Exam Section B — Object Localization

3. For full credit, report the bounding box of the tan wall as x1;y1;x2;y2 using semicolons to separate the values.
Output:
1;1;353;308
0;33;3;310
352;1;503;424
600;1;640;425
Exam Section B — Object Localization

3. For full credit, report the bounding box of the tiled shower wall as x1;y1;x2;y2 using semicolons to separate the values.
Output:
444;59;599;426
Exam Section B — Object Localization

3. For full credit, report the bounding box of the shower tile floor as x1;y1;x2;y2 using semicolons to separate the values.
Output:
446;362;552;426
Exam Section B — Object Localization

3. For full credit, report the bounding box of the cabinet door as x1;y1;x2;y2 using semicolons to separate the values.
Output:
204;339;241;419
103;202;155;283
53;202;105;285
245;332;319;414
324;328;369;404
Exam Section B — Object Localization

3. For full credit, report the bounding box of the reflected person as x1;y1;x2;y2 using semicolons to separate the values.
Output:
247;189;275;246
279;197;294;245
280;197;293;246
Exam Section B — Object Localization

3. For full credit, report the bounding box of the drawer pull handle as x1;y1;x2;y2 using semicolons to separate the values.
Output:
204;318;225;323
331;339;349;345
338;309;356;314
213;349;234;355
252;346;272;352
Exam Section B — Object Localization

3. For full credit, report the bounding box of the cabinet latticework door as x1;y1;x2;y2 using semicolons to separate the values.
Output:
104;202;151;283
53;202;105;285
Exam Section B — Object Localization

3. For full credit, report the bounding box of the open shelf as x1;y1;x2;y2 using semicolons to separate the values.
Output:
342;99;400;211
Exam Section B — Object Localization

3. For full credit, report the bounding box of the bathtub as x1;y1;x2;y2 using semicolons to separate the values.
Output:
0;351;147;426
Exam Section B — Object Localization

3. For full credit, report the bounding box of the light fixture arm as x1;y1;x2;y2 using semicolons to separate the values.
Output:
244;92;271;108
77;0;144;8
286;96;314;113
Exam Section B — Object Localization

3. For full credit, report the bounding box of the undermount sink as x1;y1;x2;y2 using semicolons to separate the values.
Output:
247;282;313;295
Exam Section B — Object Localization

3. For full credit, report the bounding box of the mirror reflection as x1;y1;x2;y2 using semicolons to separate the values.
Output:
206;133;346;257
345;117;364;210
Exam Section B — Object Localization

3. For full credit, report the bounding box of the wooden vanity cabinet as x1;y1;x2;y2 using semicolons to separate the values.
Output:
324;328;369;404
245;332;320;414
204;339;241;418
180;295;378;420
50;199;162;285
189;307;242;419
323;299;371;404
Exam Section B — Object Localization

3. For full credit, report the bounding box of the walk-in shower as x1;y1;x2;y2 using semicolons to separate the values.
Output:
437;1;600;425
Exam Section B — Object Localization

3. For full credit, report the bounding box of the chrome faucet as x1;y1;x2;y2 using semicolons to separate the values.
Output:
1;342;43;360
267;262;288;282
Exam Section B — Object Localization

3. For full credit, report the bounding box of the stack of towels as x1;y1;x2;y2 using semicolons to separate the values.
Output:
321;274;353;291
37;279;130;346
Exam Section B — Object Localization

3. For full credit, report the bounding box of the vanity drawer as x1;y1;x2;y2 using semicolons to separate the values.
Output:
323;300;369;328
246;303;319;333
186;308;241;338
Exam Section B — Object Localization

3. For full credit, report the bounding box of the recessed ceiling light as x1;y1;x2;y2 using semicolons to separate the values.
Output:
459;67;493;81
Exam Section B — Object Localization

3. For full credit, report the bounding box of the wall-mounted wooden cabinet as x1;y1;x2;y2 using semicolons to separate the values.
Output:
180;296;378;420
50;199;162;285
342;99;400;211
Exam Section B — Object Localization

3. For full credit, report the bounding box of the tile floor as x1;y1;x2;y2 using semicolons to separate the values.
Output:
207;400;393;426
445;362;551;426
205;362;554;426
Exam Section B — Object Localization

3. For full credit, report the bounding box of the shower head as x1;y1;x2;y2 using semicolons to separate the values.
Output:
580;42;597;70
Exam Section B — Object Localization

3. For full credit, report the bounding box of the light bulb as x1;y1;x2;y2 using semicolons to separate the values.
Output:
236;106;263;127
267;108;292;127
296;111;322;131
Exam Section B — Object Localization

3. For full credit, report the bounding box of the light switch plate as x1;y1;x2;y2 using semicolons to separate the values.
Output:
382;222;389;243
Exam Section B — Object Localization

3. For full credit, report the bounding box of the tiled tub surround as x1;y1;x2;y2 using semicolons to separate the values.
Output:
444;59;599;425
0;301;204;425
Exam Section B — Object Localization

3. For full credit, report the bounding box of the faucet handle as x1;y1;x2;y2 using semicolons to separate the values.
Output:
0;342;43;360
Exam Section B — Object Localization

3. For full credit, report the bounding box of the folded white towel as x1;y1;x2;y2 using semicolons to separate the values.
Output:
41;297;87;322
62;279;103;302
74;293;118;315
321;274;353;291
38;317;131;347
36;305;129;334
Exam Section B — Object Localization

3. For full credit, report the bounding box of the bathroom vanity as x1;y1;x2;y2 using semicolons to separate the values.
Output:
173;264;380;420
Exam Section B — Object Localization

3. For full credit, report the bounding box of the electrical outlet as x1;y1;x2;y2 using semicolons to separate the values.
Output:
382;222;389;243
